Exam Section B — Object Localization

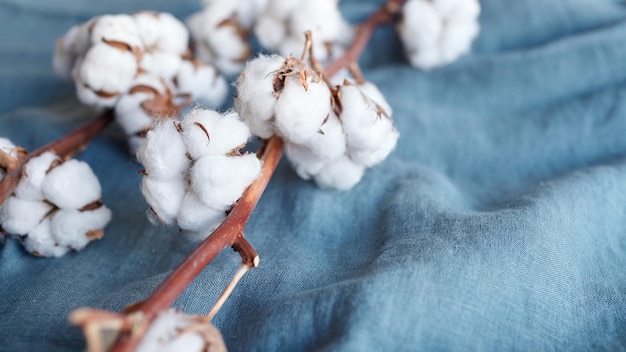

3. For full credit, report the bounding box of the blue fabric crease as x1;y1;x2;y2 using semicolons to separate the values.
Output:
1;0;626;351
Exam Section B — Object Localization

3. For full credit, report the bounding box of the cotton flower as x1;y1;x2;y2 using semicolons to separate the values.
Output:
254;0;353;64
234;53;399;190
0;150;111;257
53;12;228;151
338;82;399;167
136;309;227;352
137;109;261;233
187;0;257;75
174;60;228;108
397;0;480;69
0;138;21;183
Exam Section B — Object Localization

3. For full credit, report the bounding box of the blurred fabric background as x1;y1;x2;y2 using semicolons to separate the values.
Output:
1;0;626;350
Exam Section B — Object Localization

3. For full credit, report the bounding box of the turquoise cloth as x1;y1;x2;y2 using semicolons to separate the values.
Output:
1;0;626;350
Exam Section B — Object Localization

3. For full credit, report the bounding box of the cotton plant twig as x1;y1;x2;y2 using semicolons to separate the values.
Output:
0;109;114;205
107;136;283;352
325;0;407;77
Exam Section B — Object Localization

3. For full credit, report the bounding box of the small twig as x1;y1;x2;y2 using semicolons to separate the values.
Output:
110;136;284;352
0;109;114;205
325;0;407;77
206;263;252;322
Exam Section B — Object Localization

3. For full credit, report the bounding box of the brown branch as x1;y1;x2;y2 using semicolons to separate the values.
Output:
110;136;284;352
0;109;114;205
325;0;407;78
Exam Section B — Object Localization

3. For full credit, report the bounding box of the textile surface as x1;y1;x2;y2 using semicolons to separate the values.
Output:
1;0;626;351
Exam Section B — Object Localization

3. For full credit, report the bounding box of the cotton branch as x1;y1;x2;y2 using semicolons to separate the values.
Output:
325;0;407;77
0;110;114;205
107;136;283;352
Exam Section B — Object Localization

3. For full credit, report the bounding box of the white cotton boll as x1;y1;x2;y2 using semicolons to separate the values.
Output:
21;218;70;257
264;0;301;20
314;155;365;190
175;60;228;108
78;43;138;95
288;0;342;44
191;154;261;210
134;12;162;49
176;193;226;232
91;14;143;49
254;16;286;51
399;0;443;51
284;142;325;180
234;54;285;138
50;206;111;251
0;197;53;235
340;85;399;167
14;152;60;201
274;78;331;144
140;52;183;81
137;121;189;180
439;20;479;63
181;110;251;159
357;81;393;116
141;176;186;225
75;82;119;108
115;92;154;136
301;113;346;160
53;24;89;81
155;13;189;55
136;310;207;352
42;159;102;209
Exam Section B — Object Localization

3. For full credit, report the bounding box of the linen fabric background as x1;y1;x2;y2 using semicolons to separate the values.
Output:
1;0;626;350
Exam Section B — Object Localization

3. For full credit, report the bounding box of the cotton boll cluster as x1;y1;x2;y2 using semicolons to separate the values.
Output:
187;0;267;75
137;109;261;233
0;149;111;257
254;0;353;64
136;309;227;352
397;0;480;69
235;55;398;190
53;13;228;151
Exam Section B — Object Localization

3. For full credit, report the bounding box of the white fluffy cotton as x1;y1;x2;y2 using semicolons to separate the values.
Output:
398;0;481;69
50;206;112;251
53;12;228;148
0;138;19;182
142;176;187;225
137;121;189;180
136;310;226;352
137;109;261;233
234;54;285;139
181;110;250;159
187;4;251;75
21;218;70;258
0;197;54;235
175;60;228;108
274;75;331;144
190;154;262;210
14;152;60;201
313;155;365;190
42;159;102;209
0;152;111;257
339;84;399;167
254;0;352;64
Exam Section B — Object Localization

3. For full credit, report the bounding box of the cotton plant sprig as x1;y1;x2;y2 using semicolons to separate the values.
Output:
69;0;483;350
54;12;229;151
0;111;114;256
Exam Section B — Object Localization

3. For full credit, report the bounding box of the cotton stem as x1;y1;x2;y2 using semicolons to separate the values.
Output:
109;136;284;352
0;109;114;205
325;0;407;77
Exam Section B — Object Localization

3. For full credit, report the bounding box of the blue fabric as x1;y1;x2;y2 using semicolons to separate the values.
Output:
1;0;626;351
